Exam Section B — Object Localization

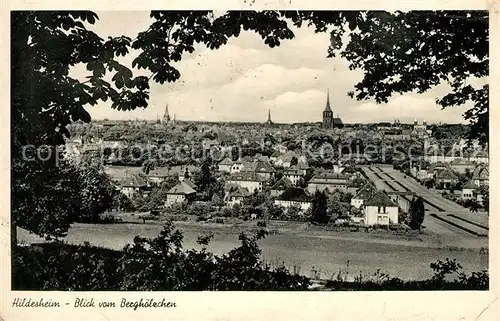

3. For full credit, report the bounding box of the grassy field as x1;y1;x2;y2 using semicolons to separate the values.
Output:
17;220;488;281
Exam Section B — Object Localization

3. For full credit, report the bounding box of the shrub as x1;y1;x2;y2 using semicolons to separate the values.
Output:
98;212;123;224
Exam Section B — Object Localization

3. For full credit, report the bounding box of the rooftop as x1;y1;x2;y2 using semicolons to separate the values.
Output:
364;191;397;207
167;181;196;195
276;187;312;202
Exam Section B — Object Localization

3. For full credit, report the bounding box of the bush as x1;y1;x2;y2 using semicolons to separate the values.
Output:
98;212;123;224
13;222;311;291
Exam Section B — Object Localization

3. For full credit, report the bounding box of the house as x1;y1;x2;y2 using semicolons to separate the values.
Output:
274;151;306;168
119;174;149;198
165;181;197;206
274;151;296;168
284;166;306;185
270;176;294;197
428;162;450;175
472;164;489;186
254;160;276;180
363;191;399;226
461;180;479;200
147;167;171;184
435;169;459;189
230;160;244;174
386;191;414;213
226;171;266;193
225;185;250;207
218;157;234;173
274;187;313;212
307;172;349;194
350;183;375;208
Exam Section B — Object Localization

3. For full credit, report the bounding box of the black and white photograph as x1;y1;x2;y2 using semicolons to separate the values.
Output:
5;4;496;315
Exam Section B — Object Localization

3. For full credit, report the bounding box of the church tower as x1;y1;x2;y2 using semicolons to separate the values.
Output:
163;104;171;124
322;89;333;129
266;109;273;125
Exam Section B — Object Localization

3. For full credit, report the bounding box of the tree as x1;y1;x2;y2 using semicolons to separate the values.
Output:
141;159;156;175
310;191;329;225
408;196;425;230
77;161;118;223
12;155;82;241
468;200;480;213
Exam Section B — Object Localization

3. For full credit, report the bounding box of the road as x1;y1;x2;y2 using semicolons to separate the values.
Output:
360;165;489;238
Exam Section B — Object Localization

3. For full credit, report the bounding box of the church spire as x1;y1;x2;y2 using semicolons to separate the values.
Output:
266;109;273;125
163;104;171;123
324;89;332;112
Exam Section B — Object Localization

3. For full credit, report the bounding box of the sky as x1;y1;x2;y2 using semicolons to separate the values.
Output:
72;11;481;124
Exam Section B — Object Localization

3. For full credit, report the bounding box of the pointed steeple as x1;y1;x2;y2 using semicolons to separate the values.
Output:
324;89;332;112
266;109;273;125
163;104;171;123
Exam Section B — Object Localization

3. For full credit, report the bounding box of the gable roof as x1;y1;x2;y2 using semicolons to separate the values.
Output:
472;164;489;180
310;171;348;181
219;157;234;165
270;150;281;158
364;191;397;207
271;176;293;191
353;183;376;200
183;179;197;189
167;181;196;195
241;161;257;172
255;160;276;173
435;169;459;180
462;180;479;190
276;187;312;202
297;159;310;169
227;185;250;198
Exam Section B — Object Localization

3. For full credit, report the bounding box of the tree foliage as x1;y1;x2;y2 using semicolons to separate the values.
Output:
310;190;329;225
408;196;425;229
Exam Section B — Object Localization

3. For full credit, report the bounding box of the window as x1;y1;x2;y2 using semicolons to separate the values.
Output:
378;206;381;213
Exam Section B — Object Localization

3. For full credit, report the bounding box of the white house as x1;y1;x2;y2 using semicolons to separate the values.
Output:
147;167;171;184
387;191;413;213
226;171;266;193
362;191;399;226
284;166;305;186
461;180;479;200
225;185;250;207
218;157;234;173
165;181;196;206
230;160;244;174
472;164;489;186
254;160;276;181
119;174;149;198
307;172;349;194
274;187;312;212
435;169;459;189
